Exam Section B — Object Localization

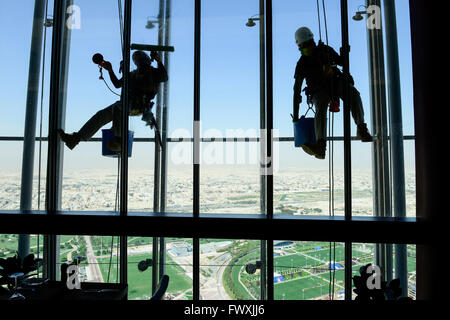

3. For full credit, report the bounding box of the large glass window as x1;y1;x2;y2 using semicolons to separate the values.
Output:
0;0;424;303
348;0;416;219
0;1;51;211
60;0;124;211
200;0;263;215
273;1;345;218
200;239;261;300
128;0;195;214
274;241;346;300
352;243;416;300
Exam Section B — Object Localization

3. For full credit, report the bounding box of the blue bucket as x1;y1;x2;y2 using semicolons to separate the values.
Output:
101;129;134;158
293;116;316;147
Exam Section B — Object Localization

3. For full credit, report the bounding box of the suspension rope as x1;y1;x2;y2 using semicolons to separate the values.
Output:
321;0;329;45
316;0;322;41
116;155;120;283
315;0;337;300
106;0;125;283
322;0;336;299
37;0;50;276
107;154;121;282
324;2;337;293
118;0;124;52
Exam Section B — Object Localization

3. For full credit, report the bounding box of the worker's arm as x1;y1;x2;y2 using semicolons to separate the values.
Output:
292;76;303;122
335;46;347;66
151;52;168;83
102;61;123;88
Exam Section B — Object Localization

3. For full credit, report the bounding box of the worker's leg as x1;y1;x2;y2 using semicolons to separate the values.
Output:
107;101;128;152
77;101;121;140
110;101;124;138
58;101;120;150
337;79;373;142
312;90;330;142
302;90;329;159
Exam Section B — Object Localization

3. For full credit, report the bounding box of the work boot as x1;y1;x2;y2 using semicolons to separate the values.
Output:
357;123;373;142
302;139;326;160
106;137;122;152
58;129;80;150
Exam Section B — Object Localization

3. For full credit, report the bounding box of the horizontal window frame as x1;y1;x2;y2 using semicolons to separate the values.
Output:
0;210;426;244
0;135;416;142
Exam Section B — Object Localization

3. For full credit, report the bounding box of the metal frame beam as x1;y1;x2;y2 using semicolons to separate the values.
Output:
0;212;427;244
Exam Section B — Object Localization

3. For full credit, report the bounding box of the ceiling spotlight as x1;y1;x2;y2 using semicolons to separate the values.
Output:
138;258;153;272
352;11;366;21
146;16;161;29
245;14;261;27
352;5;368;21
245;261;262;274
246;18;256;27
146;20;155;29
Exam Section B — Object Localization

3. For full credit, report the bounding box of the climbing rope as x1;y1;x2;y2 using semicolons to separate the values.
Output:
107;154;121;282
106;0;126;283
118;0;124;52
316;0;322;41
315;0;337;300
36;0;50;277
98;0;124;98
322;0;337;299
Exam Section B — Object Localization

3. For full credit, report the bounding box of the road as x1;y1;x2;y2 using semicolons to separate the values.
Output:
216;259;231;300
83;236;104;282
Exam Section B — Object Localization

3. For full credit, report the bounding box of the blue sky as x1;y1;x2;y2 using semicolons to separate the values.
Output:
0;0;415;172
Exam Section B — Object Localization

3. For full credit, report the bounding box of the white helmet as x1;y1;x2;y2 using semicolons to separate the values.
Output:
295;27;314;45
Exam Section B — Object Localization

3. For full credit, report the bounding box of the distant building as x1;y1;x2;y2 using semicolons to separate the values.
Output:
274;241;294;249
329;263;344;270
169;242;193;257
274;272;285;283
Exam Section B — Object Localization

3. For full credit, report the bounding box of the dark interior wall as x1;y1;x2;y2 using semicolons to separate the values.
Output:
410;0;437;301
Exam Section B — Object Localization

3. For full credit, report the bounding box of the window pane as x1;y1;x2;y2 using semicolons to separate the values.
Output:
129;0;194;214
352;243;416;300
62;152;120;211
404;140;416;217
61;0;123;211
0;234;45;285
351;141;375;216
348;0;416;219
0;234;43;262
274;241;345;300
127;237;153;299
0;142;23;211
201;153;261;214
128;144;155;212
275;141;345;217
200;239;261;300
59;235;121;284
200;0;262;214
0;142;47;211
273;1;343;218
165;238;193;300
0;2;50;136
1;0;51;211
166;142;193;214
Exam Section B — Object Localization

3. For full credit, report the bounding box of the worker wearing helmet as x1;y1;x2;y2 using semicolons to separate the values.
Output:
292;27;372;159
58;50;167;152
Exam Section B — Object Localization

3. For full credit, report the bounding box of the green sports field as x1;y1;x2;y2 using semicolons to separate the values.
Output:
274;243;351;300
0;236;416;300
226;242;416;300
97;253;192;300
